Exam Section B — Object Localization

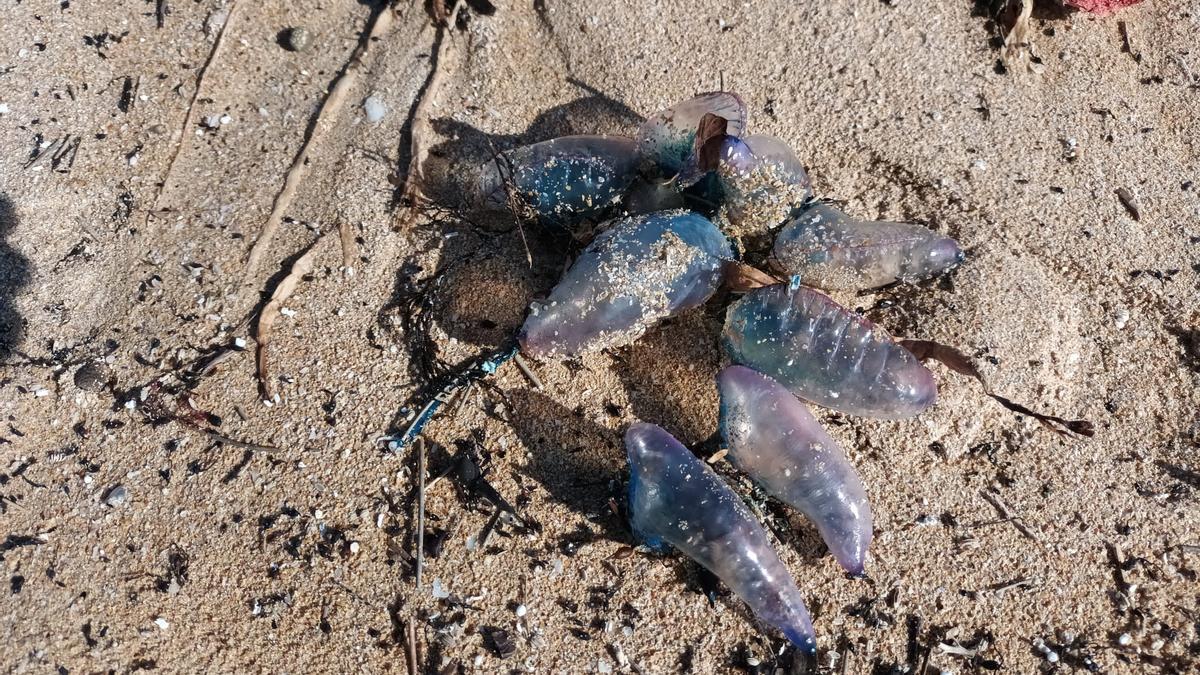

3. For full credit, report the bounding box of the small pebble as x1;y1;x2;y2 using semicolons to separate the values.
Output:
103;485;129;507
1062;137;1078;161
74;361;112;392
611;643;629;668
284;27;312;52
153;617;169;630
515;604;527;617
363;95;387;123
1117;632;1133;646
204;9;228;37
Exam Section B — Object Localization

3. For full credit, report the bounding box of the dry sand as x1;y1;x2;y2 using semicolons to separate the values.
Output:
1;0;1198;672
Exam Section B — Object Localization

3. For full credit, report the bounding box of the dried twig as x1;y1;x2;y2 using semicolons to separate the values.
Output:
153;0;241;216
416;437;427;588
337;218;356;273
980;489;1040;542
394;0;462;228
405;619;419;675
195;427;279;454
512;353;543;390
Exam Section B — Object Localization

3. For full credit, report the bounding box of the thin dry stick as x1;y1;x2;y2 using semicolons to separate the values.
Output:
394;0;461;229
338;217;356;273
512;353;543;390
405;619;419;675
423;462;455;492
243;3;401;286
980;489;1040;542
416;436;427;588
195;426;279;454
153;0;243;215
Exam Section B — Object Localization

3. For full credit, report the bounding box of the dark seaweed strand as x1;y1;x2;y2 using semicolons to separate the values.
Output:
391;340;519;449
898;339;1094;438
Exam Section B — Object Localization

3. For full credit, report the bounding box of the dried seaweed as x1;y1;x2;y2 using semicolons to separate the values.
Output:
899;338;1094;437
693;113;730;174
721;261;781;292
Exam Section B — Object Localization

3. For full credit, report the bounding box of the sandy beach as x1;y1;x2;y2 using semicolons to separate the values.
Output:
1;0;1197;672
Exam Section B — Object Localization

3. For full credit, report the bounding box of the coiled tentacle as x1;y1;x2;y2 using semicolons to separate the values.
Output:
625;423;817;653
773;202;963;291
717;365;873;576
723;283;936;418
520;210;733;359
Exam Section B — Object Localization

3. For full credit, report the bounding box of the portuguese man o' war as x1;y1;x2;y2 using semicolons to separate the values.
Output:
773;202;964;291
717;366;873;576
682;133;814;245
476;135;639;225
625;423;817;653
723;283;937;418
519;210;733;359
397;90;1091;655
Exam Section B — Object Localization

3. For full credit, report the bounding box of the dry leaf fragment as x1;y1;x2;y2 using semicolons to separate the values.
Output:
1115;187;1142;221
721;261;781;292
899;338;1094;438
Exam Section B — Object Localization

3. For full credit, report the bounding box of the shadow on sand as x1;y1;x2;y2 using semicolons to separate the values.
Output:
0;194;31;361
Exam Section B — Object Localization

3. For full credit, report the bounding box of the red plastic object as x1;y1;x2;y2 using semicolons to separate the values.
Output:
1065;0;1144;14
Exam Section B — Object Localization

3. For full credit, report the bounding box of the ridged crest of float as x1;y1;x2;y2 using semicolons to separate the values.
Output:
636;92;748;177
680;133;814;245
722;283;937;418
